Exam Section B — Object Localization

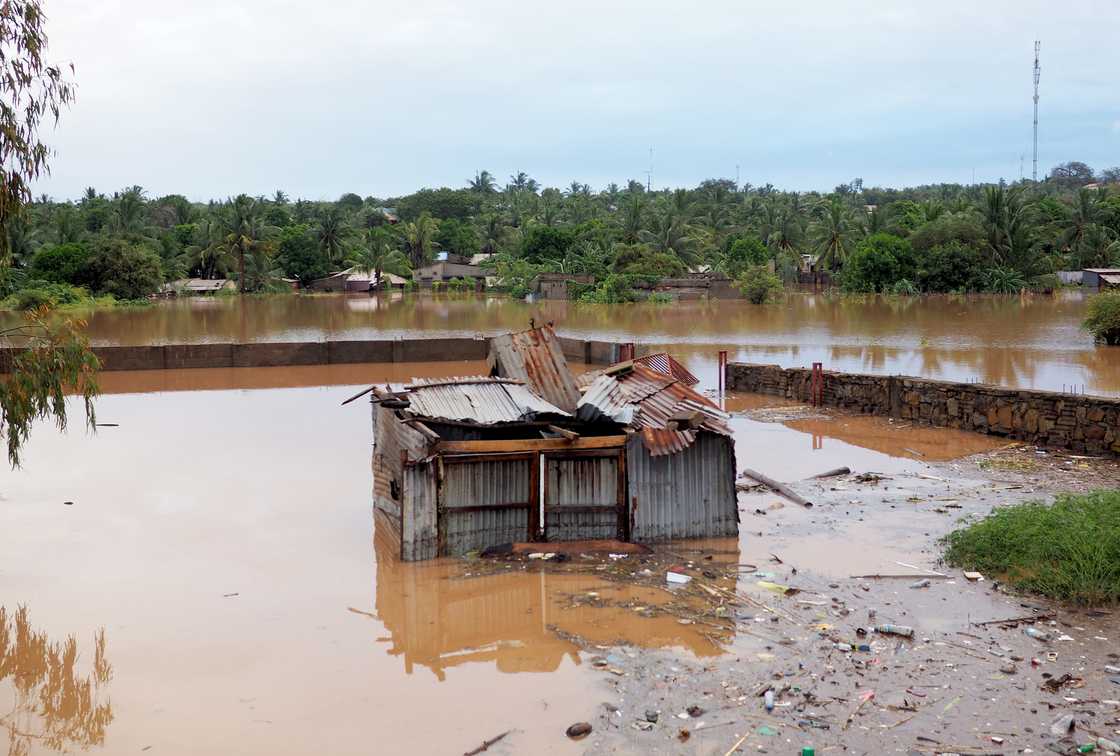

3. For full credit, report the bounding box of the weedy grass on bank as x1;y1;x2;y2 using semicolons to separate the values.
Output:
943;490;1120;606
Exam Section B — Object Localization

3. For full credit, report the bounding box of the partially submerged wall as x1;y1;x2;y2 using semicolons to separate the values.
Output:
1;336;632;372
727;362;1120;455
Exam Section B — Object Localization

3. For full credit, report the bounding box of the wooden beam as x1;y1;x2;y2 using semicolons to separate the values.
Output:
435;435;628;454
546;424;580;440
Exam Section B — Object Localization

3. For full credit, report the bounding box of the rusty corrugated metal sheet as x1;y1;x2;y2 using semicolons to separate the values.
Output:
627;431;738;541
402;376;569;425
488;326;581;413
545;455;619;541
577;362;730;455
634;353;699;386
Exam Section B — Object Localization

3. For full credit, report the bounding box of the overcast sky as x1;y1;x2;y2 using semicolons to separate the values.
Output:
32;0;1120;201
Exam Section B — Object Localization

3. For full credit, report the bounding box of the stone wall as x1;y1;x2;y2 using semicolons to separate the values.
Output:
727;362;1120;455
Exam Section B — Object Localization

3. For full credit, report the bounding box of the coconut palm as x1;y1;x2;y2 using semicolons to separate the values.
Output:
112;186;147;234
1059;188;1104;253
404;212;438;268
638;207;698;266
221;195;274;292
185;217;229;279
348;228;411;286
315;205;351;265
468;170;497;194
620;194;646;243
479;214;507;255
811;197;858;271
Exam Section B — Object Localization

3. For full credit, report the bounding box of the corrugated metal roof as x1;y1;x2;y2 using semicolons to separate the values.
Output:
488;326;581;413
1099;273;1120;285
402;376;569;425
576;362;730;456
634;353;699;386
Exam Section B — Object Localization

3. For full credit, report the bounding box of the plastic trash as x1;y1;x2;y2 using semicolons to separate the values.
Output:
876;624;915;638
764;690;775;712
1024;626;1052;642
1106;665;1120;674
835;642;852;652
1050;714;1075;737
801;749;815;756
1097;737;1120;753
666;572;692;585
909;578;931;589
1079;745;1097;754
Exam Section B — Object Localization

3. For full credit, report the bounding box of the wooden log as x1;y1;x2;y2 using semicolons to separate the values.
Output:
810;466;850;479
739;468;812;508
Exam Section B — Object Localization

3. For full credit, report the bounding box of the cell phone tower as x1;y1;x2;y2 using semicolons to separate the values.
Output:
1032;40;1041;182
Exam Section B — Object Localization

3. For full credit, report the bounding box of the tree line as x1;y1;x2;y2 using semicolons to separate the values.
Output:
4;160;1120;307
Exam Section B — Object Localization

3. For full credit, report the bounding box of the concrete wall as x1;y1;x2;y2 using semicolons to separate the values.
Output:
727;362;1120;455
1;335;634;373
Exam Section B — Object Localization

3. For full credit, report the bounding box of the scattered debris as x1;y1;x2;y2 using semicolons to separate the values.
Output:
566;722;592;740
666;572;692;585
739;468;813;508
464;730;511;755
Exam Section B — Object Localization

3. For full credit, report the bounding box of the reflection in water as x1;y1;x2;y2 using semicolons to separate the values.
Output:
0;607;112;756
784;414;1007;461
370;517;732;680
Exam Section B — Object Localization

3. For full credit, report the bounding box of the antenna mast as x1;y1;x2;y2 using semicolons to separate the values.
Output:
646;147;653;192
1032;40;1041;182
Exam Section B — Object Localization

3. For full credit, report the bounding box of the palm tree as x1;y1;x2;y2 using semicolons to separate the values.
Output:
316;205;350;265
811;197;857;271
113;186;147;234
185;217;229;279
1059;188;1103;253
404;212;438;268
479;214;507;255
983;185;1037;272
621;194;646;243
222;195;273;292
538;188;561;226
638;208;698;266
348;228;411;286
272;190;289;205
469;171;497;194
508;171;530;191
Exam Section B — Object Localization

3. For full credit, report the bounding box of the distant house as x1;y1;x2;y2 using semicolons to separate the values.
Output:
306;267;373;293
413;261;487;288
1084;269;1120;290
531;273;594;300
164;278;235;296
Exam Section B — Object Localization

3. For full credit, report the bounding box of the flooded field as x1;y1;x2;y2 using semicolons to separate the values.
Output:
8;289;1120;395
3;359;1118;754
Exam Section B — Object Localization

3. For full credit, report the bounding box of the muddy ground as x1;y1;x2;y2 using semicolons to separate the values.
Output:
468;409;1120;756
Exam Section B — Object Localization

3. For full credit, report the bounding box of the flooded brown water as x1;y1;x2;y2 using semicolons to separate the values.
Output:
9;289;1119;395
0;363;1070;754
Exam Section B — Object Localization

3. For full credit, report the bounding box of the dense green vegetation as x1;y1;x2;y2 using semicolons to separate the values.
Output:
943;491;1120;605
4;161;1120;308
1083;292;1120;345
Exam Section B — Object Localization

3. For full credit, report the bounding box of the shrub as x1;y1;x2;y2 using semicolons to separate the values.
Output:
79;238;164;299
578;274;638;304
4;282;95;311
719;235;769;278
943;491;1120;605
736;264;783;304
982;267;1027;294
841;233;915;293
917;241;985;293
29;243;90;284
889;278;919;296
1083;291;1120;345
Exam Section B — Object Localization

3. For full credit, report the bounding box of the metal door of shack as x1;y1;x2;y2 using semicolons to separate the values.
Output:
543;449;627;541
439;453;536;555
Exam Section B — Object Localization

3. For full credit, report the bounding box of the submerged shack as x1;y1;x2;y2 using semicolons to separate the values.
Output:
372;326;738;560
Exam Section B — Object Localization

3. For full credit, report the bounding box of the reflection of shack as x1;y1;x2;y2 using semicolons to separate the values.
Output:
371;325;737;560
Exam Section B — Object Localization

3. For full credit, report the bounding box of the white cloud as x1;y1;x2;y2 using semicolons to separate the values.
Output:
31;0;1120;199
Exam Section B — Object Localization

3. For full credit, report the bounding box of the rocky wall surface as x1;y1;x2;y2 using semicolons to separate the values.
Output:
727;362;1120;455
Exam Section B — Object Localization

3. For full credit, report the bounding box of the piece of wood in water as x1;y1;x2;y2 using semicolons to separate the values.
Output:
739;468;812;508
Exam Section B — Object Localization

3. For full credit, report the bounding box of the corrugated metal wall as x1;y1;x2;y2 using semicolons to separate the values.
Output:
441;456;533;556
402;460;439;561
545;454;620;540
627;431;738;541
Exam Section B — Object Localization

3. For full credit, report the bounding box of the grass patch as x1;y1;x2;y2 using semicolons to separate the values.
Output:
943;490;1120;605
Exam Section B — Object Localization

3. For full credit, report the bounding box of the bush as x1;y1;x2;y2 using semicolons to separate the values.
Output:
736;264;783;304
917;241;985;293
29;242;90;284
4;282;96;310
982;267;1027;294
578;274;638;303
720;235;769;278
841;233;915;293
1084;292;1120;345
889;278;919;296
80;238;164;299
943;491;1120;605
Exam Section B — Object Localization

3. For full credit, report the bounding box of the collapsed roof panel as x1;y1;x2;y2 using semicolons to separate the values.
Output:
488;325;581;413
401;376;570;425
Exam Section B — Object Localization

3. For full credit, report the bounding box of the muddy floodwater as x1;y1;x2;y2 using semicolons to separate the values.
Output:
4;351;1119;753
8;289;1120;396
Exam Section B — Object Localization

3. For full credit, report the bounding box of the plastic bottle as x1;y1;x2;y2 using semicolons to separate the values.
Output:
836;642;852;652
764;690;775;712
876;624;915;638
802;749;815;756
1097;737;1120;753
1024;626;1052;642
909;578;931;589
